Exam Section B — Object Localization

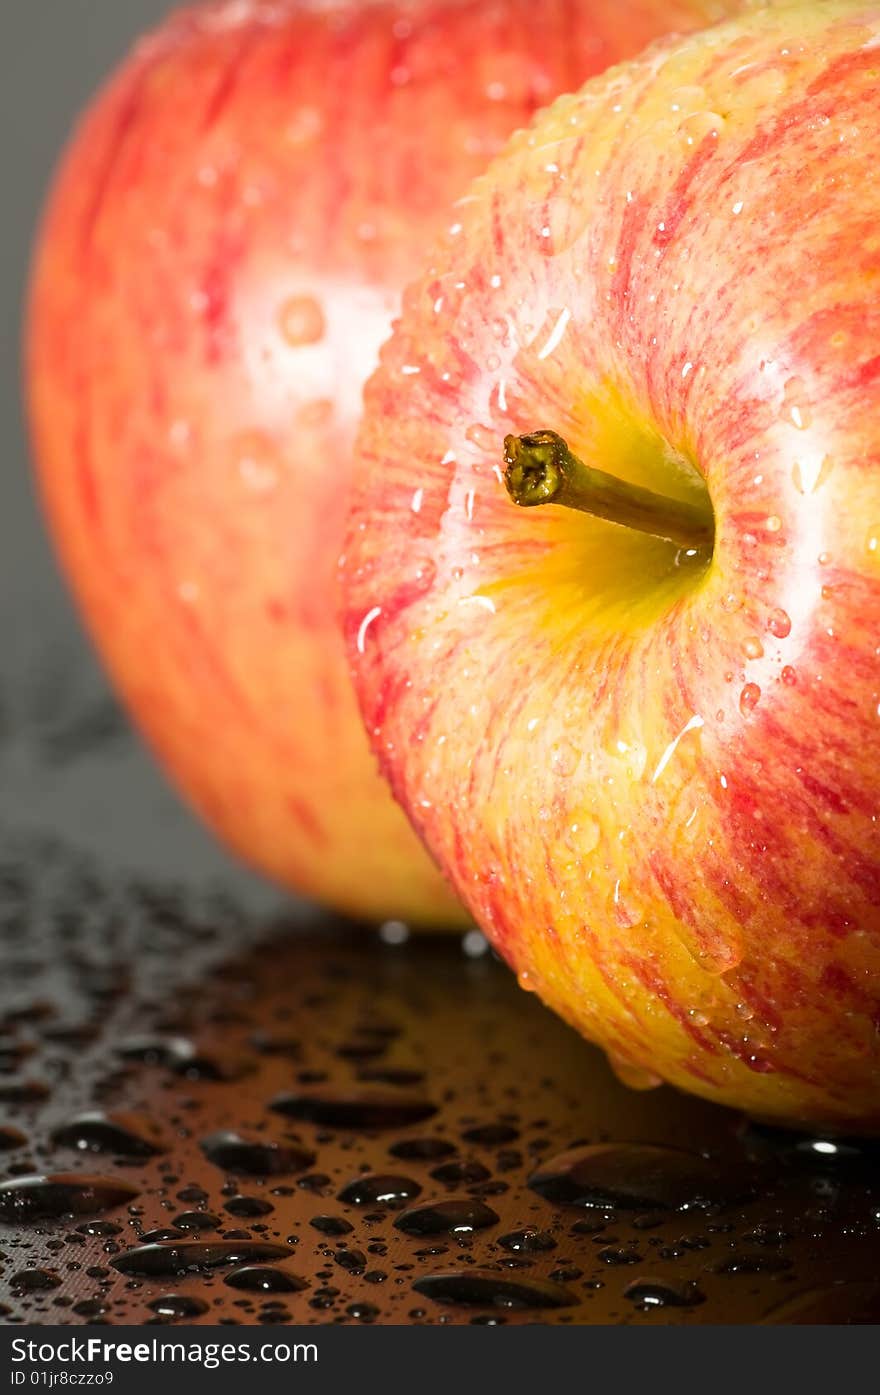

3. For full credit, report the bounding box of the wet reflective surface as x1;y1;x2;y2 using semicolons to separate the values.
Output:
1;827;880;1324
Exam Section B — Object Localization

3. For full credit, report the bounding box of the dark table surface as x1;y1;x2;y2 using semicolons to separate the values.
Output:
3;0;880;1328
1;758;880;1325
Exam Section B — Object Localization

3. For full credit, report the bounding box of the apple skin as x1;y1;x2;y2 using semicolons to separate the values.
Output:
25;0;734;926
344;0;880;1125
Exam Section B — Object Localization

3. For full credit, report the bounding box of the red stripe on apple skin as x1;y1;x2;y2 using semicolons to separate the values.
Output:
345;2;880;1126
821;963;880;1036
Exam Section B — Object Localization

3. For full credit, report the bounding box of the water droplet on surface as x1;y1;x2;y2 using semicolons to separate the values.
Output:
148;1294;210;1319
0;1126;27;1151
279;294;325;346
172;1210;221;1232
50;1111;167;1158
528;1144;748;1211
413;1270;578;1310
200;1132;315;1177
224;1266;307;1293
224;1195;274;1219
112;1239;293;1277
309;1215;353;1236
141;1227;187;1243
497;1227;556;1253
76;1220;122;1237
347;1300;379;1322
394;1199;499;1236
270;1091;436;1129
430;1160;490;1186
0;1174;140;1222
624;1277;705;1308
337;1174;422;1208
11;1268;61;1292
598;1245;643;1266
461;1123;519;1147
334;1247;367;1272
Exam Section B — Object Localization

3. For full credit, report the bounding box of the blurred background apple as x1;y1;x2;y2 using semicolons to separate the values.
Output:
27;0;735;922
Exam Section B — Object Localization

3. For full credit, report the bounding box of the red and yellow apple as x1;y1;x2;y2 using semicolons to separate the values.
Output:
344;0;880;1124
26;0;735;924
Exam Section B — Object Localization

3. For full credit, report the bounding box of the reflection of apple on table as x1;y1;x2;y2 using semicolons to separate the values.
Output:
345;0;880;1131
25;0;733;927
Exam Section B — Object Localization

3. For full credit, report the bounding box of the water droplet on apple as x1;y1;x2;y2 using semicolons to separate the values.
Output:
232;431;280;494
730;64;787;109
672;925;743;976
565;816;599;855
550;739;580;777
606;1052;662;1092
668;84;707;115
781;377;812;430
464;423;496;453
538;195;590;257
676;110;724;153
611;881;641;930
279;295;325;346
865;526;880;558
743;636;764;661
792;455;833;494
767;609;791;639
781;665;797;686
739;683;761;716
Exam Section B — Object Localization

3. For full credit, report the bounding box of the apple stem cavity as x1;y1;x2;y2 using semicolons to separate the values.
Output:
502;430;714;551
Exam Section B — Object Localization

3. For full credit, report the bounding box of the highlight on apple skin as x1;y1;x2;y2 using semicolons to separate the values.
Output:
26;0;737;927
344;0;880;1123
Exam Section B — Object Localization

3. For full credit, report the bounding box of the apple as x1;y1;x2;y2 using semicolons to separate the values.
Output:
344;0;880;1125
26;0;735;925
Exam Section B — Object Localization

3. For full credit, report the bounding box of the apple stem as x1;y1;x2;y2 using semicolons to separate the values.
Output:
502;430;713;551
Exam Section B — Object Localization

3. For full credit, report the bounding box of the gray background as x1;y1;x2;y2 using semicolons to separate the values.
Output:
0;0;281;910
